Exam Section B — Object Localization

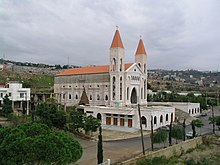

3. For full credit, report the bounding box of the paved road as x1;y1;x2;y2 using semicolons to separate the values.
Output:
76;107;220;165
186;106;220;135
76;135;151;165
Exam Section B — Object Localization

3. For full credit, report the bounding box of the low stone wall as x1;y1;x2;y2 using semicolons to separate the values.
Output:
122;137;203;165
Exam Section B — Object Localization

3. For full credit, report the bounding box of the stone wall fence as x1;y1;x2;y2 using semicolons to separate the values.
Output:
122;136;203;165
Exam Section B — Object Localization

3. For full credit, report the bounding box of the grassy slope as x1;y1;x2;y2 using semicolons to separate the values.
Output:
0;71;54;89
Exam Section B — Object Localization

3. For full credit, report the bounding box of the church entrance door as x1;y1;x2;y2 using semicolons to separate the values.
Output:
131;88;137;104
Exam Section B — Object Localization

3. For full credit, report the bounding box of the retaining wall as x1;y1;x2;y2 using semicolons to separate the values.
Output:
122;137;203;165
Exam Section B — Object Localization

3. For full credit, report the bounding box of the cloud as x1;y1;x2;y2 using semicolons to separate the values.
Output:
0;0;219;70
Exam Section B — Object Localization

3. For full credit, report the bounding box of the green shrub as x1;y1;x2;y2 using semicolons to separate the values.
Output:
136;156;168;165
185;159;197;165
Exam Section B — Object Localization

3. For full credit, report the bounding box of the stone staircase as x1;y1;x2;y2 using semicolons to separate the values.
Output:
175;108;197;125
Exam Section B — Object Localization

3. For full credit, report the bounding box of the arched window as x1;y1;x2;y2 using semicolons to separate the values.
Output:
144;64;146;73
69;94;71;100
112;76;116;100
75;94;78;100
189;109;191;114
90;95;92;100
171;113;173;122
138;63;141;68
154;116;157;125
120;58;122;71
160;115;163;123
127;87;129;100
97;94;100;100
192;109;194;114
120;77;122;100
112;58;116;71
166;114;168;121
97;113;102;121
105;95;108;101
197;108;200;113
141;116;147;127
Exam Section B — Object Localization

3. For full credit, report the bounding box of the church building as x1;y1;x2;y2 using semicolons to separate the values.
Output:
54;28;175;131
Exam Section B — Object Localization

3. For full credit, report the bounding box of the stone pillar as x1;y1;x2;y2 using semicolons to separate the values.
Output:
12;101;15;112
42;94;46;102
27;101;29;115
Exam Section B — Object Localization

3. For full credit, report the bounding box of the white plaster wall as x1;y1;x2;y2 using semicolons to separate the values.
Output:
83;105;175;131
0;82;30;101
170;102;200;117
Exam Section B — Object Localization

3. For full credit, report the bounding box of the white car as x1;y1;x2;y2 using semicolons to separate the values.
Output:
186;131;198;139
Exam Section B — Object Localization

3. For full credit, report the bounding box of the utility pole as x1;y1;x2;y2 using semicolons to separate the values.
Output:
211;105;215;134
169;119;172;146
67;56;69;68
183;119;186;141
150;115;154;151
138;104;145;155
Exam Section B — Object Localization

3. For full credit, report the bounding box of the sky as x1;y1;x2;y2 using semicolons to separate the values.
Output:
0;0;219;71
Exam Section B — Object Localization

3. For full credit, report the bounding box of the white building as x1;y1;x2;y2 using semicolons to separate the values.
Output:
149;102;200;117
84;105;174;131
0;82;30;115
54;28;175;131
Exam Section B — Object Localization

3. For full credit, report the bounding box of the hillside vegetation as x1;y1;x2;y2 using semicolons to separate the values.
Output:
0;71;54;89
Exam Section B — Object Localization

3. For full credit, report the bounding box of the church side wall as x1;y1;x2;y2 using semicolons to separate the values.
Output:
54;73;110;106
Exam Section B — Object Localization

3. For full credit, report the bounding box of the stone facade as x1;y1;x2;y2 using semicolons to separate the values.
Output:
54;29;147;107
54;28;175;131
54;73;110;106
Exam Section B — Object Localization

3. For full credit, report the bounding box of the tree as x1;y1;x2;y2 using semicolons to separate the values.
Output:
36;98;66;129
1;94;13;116
84;115;101;135
69;110;86;133
153;129;168;147
97;126;103;164
171;125;184;143
68;111;101;135
191;119;204;136
169;121;172;146
0;123;83;164
209;116;220;130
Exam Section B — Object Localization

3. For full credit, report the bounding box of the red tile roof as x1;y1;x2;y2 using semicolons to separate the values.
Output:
110;29;124;49
56;63;133;76
135;38;147;55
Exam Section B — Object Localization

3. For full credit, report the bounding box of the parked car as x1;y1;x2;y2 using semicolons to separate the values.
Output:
186;131;198;139
201;112;208;116
160;125;170;131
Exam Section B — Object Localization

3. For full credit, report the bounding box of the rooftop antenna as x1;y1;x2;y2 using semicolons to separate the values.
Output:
68;56;69;68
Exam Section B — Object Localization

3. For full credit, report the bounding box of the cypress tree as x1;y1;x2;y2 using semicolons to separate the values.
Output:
2;94;13;116
97;126;103;164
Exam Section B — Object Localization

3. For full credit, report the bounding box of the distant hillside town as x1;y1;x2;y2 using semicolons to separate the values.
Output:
0;58;80;75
